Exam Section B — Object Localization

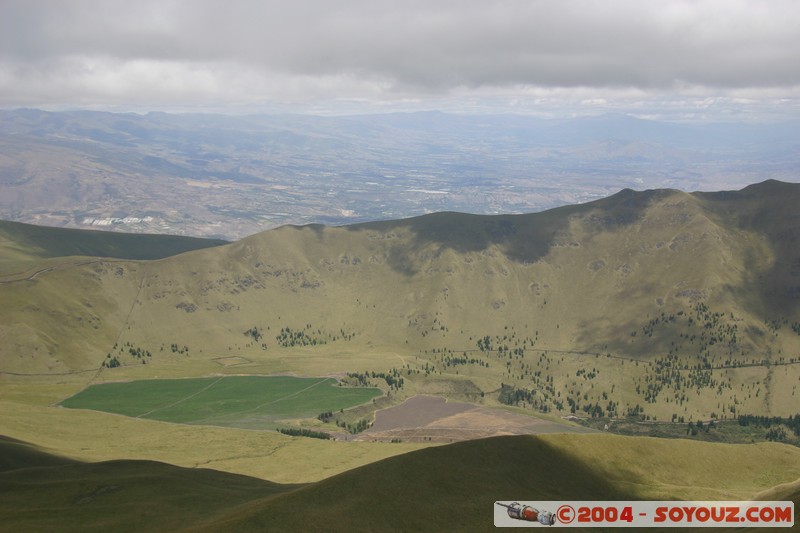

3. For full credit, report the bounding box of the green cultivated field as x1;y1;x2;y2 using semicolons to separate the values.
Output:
61;376;382;429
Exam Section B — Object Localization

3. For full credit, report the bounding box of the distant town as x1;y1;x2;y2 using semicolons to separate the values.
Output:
2;110;797;240
81;216;155;227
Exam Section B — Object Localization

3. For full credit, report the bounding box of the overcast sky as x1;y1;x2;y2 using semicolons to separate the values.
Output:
1;0;799;119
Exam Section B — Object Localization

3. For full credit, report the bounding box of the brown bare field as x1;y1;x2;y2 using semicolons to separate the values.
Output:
357;395;594;443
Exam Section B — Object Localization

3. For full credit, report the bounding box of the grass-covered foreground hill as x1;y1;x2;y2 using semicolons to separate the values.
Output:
2;433;798;532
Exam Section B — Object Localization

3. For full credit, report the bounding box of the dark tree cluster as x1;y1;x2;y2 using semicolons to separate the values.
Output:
766;426;787;442
336;418;371;434
346;370;405;390
498;384;551;413
441;353;489;368
738;414;800;436
686;420;715;436
275;324;357;347
277;428;332;440
169;343;189;354
244;327;262;342
106;341;154;366
276;326;325;347
103;355;121;368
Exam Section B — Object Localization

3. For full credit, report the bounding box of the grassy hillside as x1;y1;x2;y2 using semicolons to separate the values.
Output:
2;181;799;418
0;435;78;472
0;390;428;485
0;221;227;371
1;176;799;495
4;174;797;531
697;180;800;317
206;433;800;532
2;433;798;532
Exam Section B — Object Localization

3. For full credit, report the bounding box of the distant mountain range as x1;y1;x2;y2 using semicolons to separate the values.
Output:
1;108;798;239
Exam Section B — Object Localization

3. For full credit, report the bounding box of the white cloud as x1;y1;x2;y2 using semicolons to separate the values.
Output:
1;0;799;118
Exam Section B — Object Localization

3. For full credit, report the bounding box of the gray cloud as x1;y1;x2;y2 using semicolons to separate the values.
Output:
1;0;799;113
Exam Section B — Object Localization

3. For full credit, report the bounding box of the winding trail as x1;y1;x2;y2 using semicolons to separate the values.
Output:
0;258;126;284
86;266;148;386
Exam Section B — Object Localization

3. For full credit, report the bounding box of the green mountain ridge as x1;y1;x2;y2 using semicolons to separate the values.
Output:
1;180;798;421
0;219;226;266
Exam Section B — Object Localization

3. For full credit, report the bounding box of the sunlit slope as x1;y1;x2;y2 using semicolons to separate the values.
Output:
4;433;798;533
0;221;227;373
0;261;145;373
131;179;798;352
2;181;798;414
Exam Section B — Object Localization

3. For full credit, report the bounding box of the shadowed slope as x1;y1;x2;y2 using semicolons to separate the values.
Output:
203;436;630;532
696;180;800;316
0;219;227;264
201;433;800;532
0;435;297;533
345;186;671;274
2;433;798;532
0;435;78;472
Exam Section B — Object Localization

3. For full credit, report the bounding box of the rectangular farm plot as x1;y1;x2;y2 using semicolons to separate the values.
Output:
60;376;382;428
60;377;219;418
